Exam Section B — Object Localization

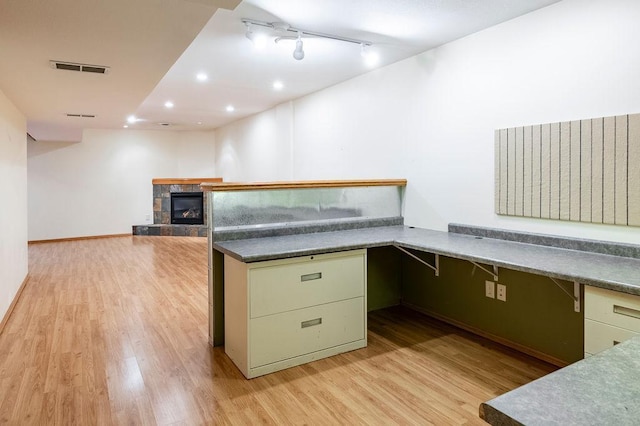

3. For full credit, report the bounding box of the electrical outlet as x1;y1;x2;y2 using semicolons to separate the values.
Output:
497;284;507;301
145;214;151;222
485;281;495;298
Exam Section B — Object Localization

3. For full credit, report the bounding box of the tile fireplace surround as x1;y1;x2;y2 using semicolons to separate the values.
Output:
132;178;222;237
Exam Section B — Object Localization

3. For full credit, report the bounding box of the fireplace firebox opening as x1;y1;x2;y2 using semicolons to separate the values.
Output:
170;192;204;225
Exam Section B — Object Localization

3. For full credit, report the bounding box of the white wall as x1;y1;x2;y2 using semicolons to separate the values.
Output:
28;129;215;241
215;102;294;182
213;0;640;244
0;89;28;322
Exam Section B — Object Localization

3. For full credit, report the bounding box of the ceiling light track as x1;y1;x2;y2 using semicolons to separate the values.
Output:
242;18;372;47
242;18;374;61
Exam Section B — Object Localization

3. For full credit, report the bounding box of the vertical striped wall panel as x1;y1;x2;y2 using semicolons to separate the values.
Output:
602;116;615;224
515;127;524;216
499;129;508;214
559;121;571;221
580;120;592;223
495;112;640;227
495;130;501;215
523;126;533;217
507;127;517;215
570;120;581;222
615;115;628;225
540;123;551;219
629;115;640;226
549;123;560;220
591;118;604;223
531;125;542;218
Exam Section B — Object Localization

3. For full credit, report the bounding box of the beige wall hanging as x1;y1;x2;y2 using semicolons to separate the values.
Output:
495;113;640;226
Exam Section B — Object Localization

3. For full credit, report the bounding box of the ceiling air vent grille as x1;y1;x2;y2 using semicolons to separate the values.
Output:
50;60;110;74
66;114;96;118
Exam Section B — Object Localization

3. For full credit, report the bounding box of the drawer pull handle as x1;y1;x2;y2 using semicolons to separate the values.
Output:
301;272;322;282
613;305;640;320
301;318;322;328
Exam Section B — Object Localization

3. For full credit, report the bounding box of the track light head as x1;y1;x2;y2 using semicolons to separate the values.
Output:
245;22;267;49
245;22;254;41
293;32;304;60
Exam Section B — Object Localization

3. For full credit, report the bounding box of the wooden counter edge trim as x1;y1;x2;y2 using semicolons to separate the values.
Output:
152;177;223;185
0;275;29;336
200;179;407;192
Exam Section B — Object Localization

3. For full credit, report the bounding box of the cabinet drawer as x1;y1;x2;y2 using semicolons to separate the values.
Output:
585;286;640;332
249;250;365;318
584;319;638;355
250;297;365;368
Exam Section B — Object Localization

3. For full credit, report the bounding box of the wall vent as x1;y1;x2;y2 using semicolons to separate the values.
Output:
66;113;96;118
50;60;110;74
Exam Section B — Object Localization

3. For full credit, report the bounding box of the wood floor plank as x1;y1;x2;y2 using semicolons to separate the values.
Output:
0;236;556;424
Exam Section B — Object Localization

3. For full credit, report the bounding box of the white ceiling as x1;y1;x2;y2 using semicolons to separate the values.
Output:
0;0;562;142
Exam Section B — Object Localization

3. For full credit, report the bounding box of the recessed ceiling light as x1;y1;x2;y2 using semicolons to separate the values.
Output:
196;72;208;82
127;115;137;124
123;125;129;128
226;105;235;112
164;101;174;109
197;121;202;125
273;80;284;90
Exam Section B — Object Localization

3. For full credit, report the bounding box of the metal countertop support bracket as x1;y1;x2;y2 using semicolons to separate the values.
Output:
470;261;499;281
549;278;581;312
394;245;439;277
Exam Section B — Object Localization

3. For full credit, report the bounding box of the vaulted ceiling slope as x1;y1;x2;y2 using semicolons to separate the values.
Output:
0;0;561;142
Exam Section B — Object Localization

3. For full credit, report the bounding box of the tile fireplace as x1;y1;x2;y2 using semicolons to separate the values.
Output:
132;178;221;237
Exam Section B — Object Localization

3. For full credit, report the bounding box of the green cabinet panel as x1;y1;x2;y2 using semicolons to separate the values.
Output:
400;253;583;364
367;246;402;311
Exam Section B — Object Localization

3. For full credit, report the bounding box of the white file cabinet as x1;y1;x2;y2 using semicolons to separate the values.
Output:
584;286;640;357
224;249;367;379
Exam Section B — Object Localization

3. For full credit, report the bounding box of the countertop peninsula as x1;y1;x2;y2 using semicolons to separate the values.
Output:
213;225;640;296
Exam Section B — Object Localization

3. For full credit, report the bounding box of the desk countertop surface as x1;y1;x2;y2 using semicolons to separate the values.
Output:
479;335;640;425
212;225;640;296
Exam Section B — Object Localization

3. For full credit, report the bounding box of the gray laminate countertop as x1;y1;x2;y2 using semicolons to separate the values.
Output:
479;336;640;425
212;225;640;296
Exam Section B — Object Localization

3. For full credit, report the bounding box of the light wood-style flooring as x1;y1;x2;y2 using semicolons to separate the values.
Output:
0;236;556;424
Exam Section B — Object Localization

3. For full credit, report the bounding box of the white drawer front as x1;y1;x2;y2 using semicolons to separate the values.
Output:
250;297;365;368
585;286;640;332
249;251;365;318
584;319;638;355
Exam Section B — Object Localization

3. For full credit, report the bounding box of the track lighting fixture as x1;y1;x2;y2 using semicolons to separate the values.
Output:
244;22;267;49
241;18;374;63
244;22;254;42
293;32;304;60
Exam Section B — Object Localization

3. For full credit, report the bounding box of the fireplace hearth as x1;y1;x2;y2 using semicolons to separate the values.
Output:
132;178;221;237
171;192;204;225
